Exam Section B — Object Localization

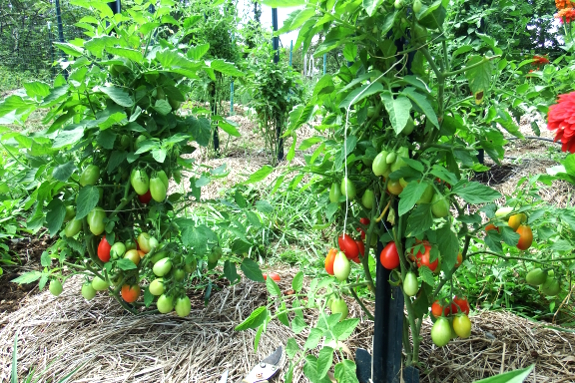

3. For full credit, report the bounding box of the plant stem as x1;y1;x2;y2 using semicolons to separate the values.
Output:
348;286;374;320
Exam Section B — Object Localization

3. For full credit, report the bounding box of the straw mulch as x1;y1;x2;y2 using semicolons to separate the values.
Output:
1;273;574;383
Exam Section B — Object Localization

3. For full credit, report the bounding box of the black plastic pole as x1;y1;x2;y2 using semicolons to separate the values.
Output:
271;8;283;162
54;0;67;79
108;0;121;14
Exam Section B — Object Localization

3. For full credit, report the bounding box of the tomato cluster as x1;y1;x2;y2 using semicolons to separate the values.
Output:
486;208;534;251
429;296;472;347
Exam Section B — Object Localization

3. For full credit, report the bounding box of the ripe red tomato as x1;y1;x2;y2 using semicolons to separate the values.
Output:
138;190;152;204
356;227;366;240
485;223;499;233
431;300;443;317
263;272;281;282
355;240;365;257
97;236;112;262
450;296;470;315
325;248;337;275
516;225;533;250
360;218;370;225
413;244;438;272
338;234;359;260
380;242;400;270
121;284;140;303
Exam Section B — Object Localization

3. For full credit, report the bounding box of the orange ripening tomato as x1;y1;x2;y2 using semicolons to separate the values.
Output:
508;213;526;231
121;284;141;303
516;225;533;250
263;272;281;282
485;223;499;233
138;250;146;258
325;248;337;275
431;300;443;317
413;243;438;272
455;253;463;268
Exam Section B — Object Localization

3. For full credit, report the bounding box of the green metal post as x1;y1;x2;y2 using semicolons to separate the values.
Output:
323;54;327;74
289;40;293;66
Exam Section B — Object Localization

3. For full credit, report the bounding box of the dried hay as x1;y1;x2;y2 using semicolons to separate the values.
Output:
1;273;575;383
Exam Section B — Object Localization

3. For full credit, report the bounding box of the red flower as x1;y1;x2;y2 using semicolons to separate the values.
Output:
532;55;549;65
555;8;575;23
547;92;575;153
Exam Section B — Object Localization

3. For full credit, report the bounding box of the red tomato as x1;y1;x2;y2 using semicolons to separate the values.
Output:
351;257;361;264
97;236;112;263
325;248;337;275
380;242;400;270
338;234;359;260
263;272;281;282
413;244;438;272
138;190;152;204
121;284;141;303
516;225;533;250
455;253;463;268
355;240;365;257
356;227;366;240
485;223;499;233
449;296;470;315
431;300;443;317
360;218;370;225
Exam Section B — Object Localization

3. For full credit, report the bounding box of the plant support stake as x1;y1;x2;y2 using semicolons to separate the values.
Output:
271;7;283;162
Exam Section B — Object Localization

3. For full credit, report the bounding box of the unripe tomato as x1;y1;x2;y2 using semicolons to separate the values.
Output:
138;190;152;204
131;169;150;195
153;257;173;277
330;297;348;320
97;236;112;263
485;223;499;233
403;272;419;297
540;277;560;296
340;177;357;200
333;251;351;281
125;239;137;251
173;269;186;281
402;117;415;135
64;205;76;222
110;242;126;259
526;268;547;286
372;151;389;176
87;207;106;236
137;232;155;253
175;296;192;317
431;193;449;218
454;253;463;268
417;183;434;204
386;152;397;165
412;23;427;43
92;276;109;291
380;242;400;270
121;284;141;303
508;213;527;230
150;251;168;264
453;314;472;338
394;0;403;10
64;219;82;237
157;170;169;189
263;272;281;282
413;244;438;272
208;246;223;263
149;278;165;296
135;134;147;150
81;282;96;300
49;280;63;296
124;249;141;266
157;294;174;313
79;165;100;187
431;317;451;347
329;182;341;203
399;178;409;188
387;180;403;195
325;248;337;275
184;259;197;274
413;0;422;12
494;206;513;218
431;300;443;317
516;225;533;250
338;234;359;260
150;177;167;202
362;189;375;209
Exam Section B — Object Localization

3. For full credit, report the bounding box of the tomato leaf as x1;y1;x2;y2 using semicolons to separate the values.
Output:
339;82;384;109
266;276;281;297
241;258;264;282
418;266;435;287
286;337;301;359
485;230;503;253
406;204;433;237
144;287;154;307
317;346;334;379
334;360;359;383
235;306;268;331
277;302;290;326
244;165;274;184
46;198;66;237
292;271;304;292
381;92;412;134
11;271;42;284
398;181;428;216
75;186;100;220
473;364;534;383
452;181;501;204
333;318;360;340
52;161;76;182
117;258;138;271
436;225;459;271
224;260;239;284
98;86;134;108
500;226;520;246
291;315;308;334
363;0;385;16
304;328;324;350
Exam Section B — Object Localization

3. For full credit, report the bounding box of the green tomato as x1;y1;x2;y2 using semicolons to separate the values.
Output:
119;134;130;150
87;207;106;236
431;317;451;347
208;246;223;264
150;177;167;202
110;242;126;259
431;193;450;218
153;257;173;277
386;152;397;164
81;283;96;300
137;232;158;253
157;294;174;313
175;296;192;317
494;206;513;218
417;182;435;204
329;182;341;204
372;151;389;176
413;0;422;12
526;268;547;286
49;280;63;296
403;272;419;297
150;251;168;264
173;269;186;281
540;278;560;296
402;117;415;135
394;0;403;8
413;23;428;43
362;189;375;210
156;86;166;100
330;298;348;321
149;278;165;296
125;239;137;251
184;259;197;274
131;169;150;195
340;177;357;200
92;276;109;291
333;251;351;282
64;218;82;237
80;165;100;187
135;134;147;150
64;205;76;222
157;170;169;189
